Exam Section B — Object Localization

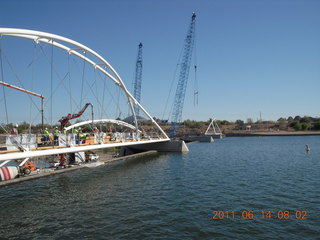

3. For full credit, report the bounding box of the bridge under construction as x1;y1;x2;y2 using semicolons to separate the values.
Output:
0;27;189;183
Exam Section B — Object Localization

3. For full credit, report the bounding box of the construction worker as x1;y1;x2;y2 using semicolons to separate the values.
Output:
43;127;50;144
72;128;79;144
53;126;60;145
78;127;85;143
93;127;100;134
108;126;112;136
11;124;18;135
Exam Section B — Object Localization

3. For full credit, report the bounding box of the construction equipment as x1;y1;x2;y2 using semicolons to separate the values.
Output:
0;81;45;130
170;12;196;138
133;42;143;117
58;103;94;130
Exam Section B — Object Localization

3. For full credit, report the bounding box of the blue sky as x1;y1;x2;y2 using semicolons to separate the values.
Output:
1;0;320;123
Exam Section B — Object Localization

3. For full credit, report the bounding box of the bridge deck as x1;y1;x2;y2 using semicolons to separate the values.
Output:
0;137;169;162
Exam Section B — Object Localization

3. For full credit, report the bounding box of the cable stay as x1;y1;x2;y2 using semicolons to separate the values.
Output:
68;54;73;113
0;37;9;125
1;46;46;125
80;52;86;109
50;43;53;126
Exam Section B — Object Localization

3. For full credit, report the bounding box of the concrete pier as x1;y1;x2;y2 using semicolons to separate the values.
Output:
120;140;189;156
183;135;214;143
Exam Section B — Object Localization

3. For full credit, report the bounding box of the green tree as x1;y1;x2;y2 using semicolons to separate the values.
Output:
300;116;311;123
235;119;244;126
291;121;301;131
313;120;320;130
301;123;309;131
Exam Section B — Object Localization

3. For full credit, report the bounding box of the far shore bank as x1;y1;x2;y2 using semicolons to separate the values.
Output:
224;130;320;137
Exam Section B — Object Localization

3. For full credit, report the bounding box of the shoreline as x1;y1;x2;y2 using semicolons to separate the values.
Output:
224;130;320;137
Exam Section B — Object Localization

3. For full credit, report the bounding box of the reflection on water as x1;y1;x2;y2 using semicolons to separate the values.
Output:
0;136;319;239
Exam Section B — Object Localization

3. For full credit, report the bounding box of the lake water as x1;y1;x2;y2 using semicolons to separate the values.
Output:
1;136;319;239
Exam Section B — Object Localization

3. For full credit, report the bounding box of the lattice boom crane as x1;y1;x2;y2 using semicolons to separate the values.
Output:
133;42;143;117
170;12;196;138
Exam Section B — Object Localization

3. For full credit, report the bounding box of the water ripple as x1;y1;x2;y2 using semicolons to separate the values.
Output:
1;136;319;239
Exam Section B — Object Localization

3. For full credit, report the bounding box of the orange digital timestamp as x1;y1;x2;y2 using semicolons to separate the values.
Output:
211;210;308;220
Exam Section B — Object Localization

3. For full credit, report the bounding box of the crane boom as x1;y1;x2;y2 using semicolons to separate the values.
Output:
59;103;94;129
0;81;45;130
170;12;196;138
133;42;143;116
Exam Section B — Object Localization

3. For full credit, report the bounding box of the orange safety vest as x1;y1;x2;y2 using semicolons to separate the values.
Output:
24;162;37;171
11;128;18;135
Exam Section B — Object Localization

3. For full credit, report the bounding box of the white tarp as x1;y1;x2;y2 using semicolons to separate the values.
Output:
59;134;76;146
6;134;37;150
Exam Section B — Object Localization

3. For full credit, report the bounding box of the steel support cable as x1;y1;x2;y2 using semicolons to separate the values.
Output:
68;55;105;115
97;72;112;119
68;54;72;113
80;52;86;110
70;60;115;121
101;74;106;120
85;60;122;119
116;86;121;119
95;69;122;119
40;45;79;109
30;74;73;126
39;45;81;114
79;66;99;107
94;70;101;119
1;50;42;118
26;42;42;68
85;80;105;118
2;40;48;128
29;43;38;134
50;43;53;125
0;37;9;125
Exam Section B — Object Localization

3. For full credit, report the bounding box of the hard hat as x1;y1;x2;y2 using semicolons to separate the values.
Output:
15;124;18;127
45;127;48;130
55;126;58;129
79;127;81;130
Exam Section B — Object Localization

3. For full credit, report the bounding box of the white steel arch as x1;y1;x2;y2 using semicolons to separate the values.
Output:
64;119;137;132
0;28;169;140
